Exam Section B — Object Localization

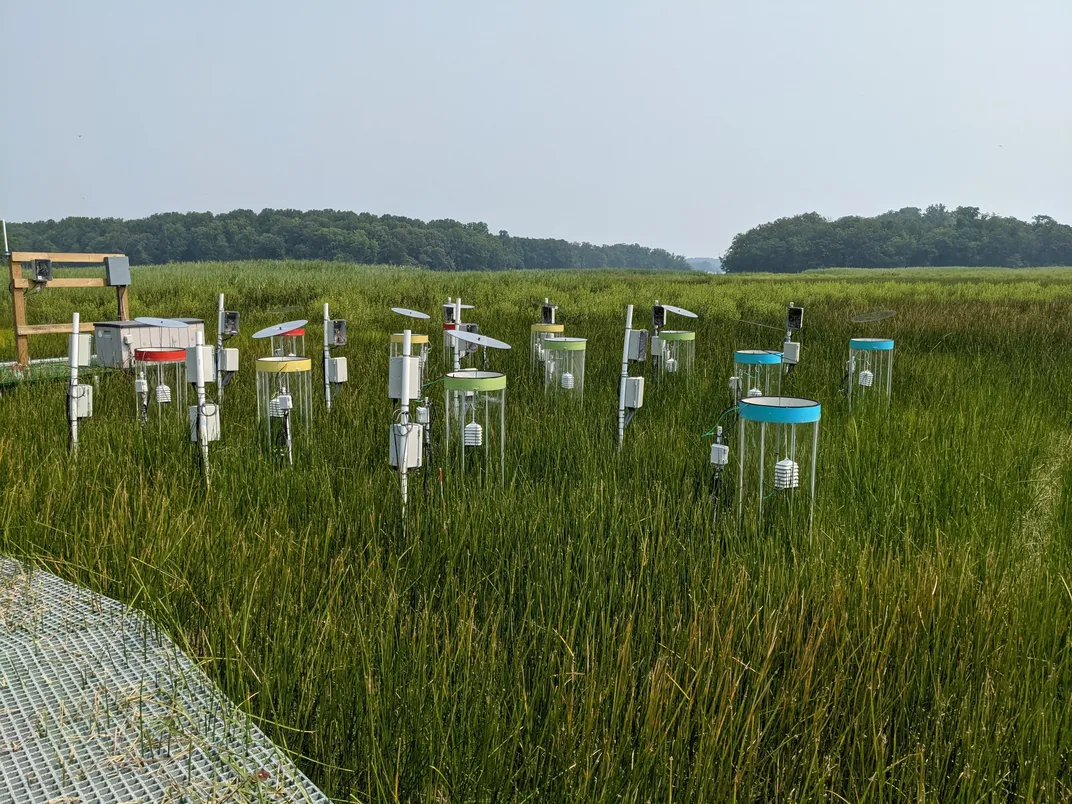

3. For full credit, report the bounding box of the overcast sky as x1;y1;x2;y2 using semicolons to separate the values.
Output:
3;0;1070;257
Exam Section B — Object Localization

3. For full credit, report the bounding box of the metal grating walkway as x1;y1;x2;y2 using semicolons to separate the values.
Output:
0;557;331;803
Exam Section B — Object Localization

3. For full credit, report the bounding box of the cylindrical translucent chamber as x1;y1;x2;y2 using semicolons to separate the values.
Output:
542;337;586;401
270;327;306;358
848;338;894;411
737;396;820;531
444;369;506;484
255;357;313;461
133;348;188;421
530;324;565;370
657;330;695;377
731;350;782;404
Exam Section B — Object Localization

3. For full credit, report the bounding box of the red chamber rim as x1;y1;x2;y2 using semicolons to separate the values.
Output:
134;347;187;363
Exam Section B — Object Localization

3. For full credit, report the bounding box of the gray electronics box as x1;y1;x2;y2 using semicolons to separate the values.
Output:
104;256;131;287
327;356;348;384
624;375;644;409
94;319;205;369
627;329;649;361
389;423;423;469
388;356;421;400
189;403;221;443
72;384;93;419
70;333;93;367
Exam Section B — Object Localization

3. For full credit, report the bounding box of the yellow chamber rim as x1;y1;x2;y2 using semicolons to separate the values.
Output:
256;356;312;373
391;333;430;345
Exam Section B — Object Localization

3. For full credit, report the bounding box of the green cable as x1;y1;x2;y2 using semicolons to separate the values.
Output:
701;405;738;438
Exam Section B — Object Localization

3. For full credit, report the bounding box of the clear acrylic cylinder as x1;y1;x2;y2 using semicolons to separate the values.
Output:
531;323;565;370
255;356;312;462
848;338;894;410
658;330;695;377
271;326;306;358
392;333;430;388
732;350;782;404
737;396;821;531
543;337;586;401
444;369;506;484
133;348;188;422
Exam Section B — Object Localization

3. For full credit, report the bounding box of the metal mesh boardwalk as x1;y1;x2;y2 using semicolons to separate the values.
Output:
0;557;330;803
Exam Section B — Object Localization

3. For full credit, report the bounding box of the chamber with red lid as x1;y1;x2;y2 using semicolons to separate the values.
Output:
133;347;188;422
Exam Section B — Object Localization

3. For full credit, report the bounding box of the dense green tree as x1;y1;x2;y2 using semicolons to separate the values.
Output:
722;206;1072;272
7;210;690;271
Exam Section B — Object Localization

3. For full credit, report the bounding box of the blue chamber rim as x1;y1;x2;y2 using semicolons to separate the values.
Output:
734;349;783;365
739;396;821;424
850;338;894;351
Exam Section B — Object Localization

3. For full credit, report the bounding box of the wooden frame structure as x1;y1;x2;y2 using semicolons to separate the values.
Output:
8;252;130;366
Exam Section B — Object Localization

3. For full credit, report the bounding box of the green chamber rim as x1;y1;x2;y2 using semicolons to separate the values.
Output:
444;369;507;392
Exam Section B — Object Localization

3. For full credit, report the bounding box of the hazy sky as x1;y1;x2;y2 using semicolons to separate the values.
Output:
4;0;1070;256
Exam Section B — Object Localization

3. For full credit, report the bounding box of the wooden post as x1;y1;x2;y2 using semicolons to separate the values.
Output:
6;252;128;367
9;256;29;366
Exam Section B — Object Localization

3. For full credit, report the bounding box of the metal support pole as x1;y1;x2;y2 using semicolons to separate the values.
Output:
453;297;462;372
193;331;211;485
323;302;332;411
398;329;412;508
617;304;633;449
68;313;80;454
216;293;225;392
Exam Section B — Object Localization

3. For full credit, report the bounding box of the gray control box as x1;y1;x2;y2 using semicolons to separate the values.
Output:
104;256;131;287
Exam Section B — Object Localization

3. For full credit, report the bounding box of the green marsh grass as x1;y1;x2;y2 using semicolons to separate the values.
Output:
1;263;1071;800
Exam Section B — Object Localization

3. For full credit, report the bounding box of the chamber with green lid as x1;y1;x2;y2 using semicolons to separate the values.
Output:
653;329;695;379
542;337;586;401
444;369;506;484
847;338;894;411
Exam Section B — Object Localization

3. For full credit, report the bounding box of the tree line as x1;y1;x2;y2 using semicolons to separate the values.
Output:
722;205;1072;272
6;209;689;272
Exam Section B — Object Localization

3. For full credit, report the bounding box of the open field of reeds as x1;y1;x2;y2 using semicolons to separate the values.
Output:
2;262;1071;801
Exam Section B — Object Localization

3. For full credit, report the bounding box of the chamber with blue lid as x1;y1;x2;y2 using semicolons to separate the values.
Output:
847;338;894;410
730;349;782;404
737;396;821;530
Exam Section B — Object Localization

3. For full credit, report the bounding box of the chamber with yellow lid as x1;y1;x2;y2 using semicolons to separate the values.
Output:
444;368;506;484
542;337;586;401
530;323;565;369
391;332;430;387
255;356;312;464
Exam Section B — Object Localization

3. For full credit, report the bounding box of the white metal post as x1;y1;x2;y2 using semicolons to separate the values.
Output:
453;297;462;372
2;219;8;254
399;329;413;508
68;313;80;453
193;331;211;484
617;304;633;449
323;302;332;411
216;293;225;392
